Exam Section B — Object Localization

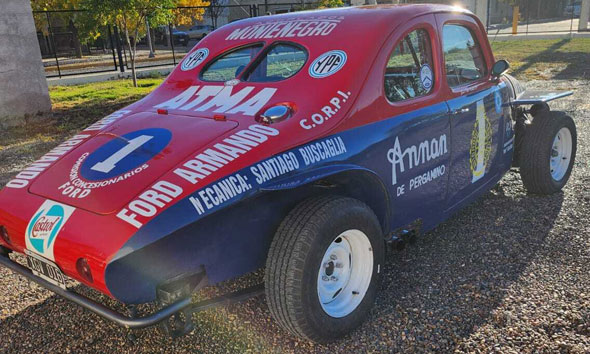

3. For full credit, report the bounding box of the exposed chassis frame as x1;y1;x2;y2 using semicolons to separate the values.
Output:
0;251;264;334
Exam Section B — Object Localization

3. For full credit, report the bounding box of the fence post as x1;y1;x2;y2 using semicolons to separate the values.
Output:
113;25;125;73
512;6;519;35
46;11;62;78
486;0;490;33
525;0;529;36
107;25;118;72
169;23;176;66
570;0;576;35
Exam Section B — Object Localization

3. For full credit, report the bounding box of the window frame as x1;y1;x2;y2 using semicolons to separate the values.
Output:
441;21;489;90
382;23;439;107
383;27;437;104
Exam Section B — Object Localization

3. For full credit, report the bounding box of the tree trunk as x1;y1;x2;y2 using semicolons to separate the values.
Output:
124;27;138;87
145;19;155;58
166;27;171;48
69;20;83;59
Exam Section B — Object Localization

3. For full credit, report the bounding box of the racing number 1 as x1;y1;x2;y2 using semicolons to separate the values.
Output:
91;135;153;173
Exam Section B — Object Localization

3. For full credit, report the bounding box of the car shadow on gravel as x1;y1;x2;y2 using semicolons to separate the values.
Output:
358;172;565;351
0;172;567;353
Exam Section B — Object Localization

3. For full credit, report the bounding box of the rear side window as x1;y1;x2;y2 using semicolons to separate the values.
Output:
244;43;307;82
384;29;435;103
442;24;487;87
201;44;263;82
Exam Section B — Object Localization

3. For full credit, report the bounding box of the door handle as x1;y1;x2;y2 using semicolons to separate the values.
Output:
452;108;470;115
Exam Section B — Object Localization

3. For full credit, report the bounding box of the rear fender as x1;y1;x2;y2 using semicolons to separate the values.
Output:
264;165;391;232
104;164;391;304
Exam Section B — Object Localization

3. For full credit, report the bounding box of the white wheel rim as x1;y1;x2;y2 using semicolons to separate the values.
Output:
317;229;373;318
550;127;573;181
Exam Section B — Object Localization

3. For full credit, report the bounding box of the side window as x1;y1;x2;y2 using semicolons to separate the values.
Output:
384;29;435;103
442;24;487;87
201;44;263;82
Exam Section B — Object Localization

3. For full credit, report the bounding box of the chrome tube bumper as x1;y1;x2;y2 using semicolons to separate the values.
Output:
0;252;264;331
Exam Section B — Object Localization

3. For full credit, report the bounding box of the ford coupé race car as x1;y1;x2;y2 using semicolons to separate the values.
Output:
0;4;577;343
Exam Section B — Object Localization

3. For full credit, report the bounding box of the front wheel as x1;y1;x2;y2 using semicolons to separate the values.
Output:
520;110;577;194
265;196;384;343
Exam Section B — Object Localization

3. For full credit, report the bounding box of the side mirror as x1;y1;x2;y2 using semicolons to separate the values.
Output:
491;59;510;79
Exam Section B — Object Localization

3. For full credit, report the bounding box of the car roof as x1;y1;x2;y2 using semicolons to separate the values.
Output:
217;4;472;39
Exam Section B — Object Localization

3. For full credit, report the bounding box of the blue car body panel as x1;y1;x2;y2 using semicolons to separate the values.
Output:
105;81;514;303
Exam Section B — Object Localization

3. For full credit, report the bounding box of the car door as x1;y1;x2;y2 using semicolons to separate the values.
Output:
436;14;506;209
371;16;452;231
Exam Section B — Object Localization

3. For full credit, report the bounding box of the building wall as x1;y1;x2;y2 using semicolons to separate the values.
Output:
0;0;51;127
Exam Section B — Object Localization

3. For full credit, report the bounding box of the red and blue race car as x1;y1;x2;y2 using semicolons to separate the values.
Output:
0;4;577;342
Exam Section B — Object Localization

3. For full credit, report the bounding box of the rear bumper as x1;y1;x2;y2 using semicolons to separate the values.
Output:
0;251;264;331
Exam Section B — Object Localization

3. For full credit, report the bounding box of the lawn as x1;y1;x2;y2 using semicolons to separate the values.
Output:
491;38;590;80
0;38;588;168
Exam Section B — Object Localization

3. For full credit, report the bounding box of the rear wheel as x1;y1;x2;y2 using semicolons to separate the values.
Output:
265;196;384;343
520;110;577;194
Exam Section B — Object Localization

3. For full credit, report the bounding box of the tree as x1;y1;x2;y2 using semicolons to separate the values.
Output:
174;0;208;26
31;0;98;58
319;0;343;8
206;0;225;29
82;0;176;87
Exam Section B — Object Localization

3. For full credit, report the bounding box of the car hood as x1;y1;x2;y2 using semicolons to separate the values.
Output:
28;111;238;214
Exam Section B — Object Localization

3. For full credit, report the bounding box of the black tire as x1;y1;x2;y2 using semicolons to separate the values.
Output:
520;110;577;194
265;195;384;343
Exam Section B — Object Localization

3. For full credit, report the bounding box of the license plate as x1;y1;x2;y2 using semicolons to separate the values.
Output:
25;251;67;289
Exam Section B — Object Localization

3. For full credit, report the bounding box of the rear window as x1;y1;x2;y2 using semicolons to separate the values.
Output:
244;43;307;82
201;44;263;82
200;42;307;83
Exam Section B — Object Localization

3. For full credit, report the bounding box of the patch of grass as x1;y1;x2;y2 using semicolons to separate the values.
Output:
1;38;587;152
50;77;164;110
491;38;590;80
0;77;164;152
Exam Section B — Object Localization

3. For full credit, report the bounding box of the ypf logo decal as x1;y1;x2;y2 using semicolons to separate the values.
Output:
80;128;172;181
309;50;347;78
470;100;493;183
181;48;209;71
26;201;75;261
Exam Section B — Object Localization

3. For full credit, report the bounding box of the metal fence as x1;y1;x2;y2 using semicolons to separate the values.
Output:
33;3;322;78
400;0;586;36
485;0;586;37
34;0;587;79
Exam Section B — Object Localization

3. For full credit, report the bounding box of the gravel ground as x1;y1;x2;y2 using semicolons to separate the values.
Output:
0;79;588;353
